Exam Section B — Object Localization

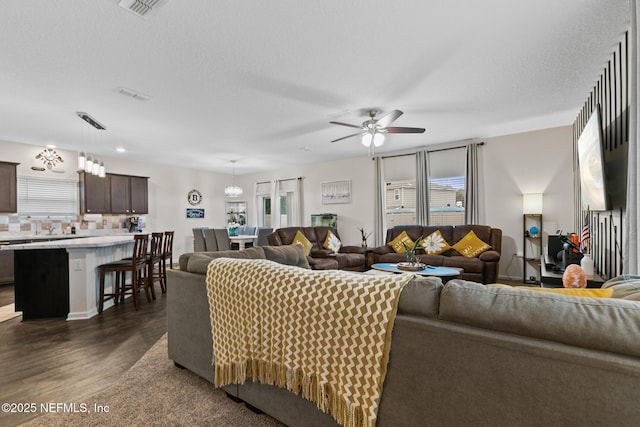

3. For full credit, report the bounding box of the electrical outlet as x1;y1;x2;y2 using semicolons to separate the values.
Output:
72;260;82;271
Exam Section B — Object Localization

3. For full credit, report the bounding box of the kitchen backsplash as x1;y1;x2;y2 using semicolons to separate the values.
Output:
0;214;146;235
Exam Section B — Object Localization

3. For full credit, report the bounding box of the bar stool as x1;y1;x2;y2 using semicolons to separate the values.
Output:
160;231;174;293
98;234;150;313
148;232;164;297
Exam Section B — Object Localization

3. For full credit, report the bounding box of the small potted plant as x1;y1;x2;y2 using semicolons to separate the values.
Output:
402;236;424;266
358;227;372;248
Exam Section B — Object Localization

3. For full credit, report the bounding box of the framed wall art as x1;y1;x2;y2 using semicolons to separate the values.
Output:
321;180;351;204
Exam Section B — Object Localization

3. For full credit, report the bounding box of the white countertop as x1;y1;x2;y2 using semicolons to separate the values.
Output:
6;235;135;250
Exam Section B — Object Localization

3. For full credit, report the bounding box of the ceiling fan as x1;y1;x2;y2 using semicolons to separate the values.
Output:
329;110;425;151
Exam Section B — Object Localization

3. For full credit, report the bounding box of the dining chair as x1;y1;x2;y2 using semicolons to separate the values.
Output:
98;234;150;313
204;228;219;251
214;228;231;251
256;227;273;246
192;227;207;251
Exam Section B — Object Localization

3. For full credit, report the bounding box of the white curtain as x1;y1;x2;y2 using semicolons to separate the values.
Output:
289;177;303;226
271;179;281;229
625;0;639;274
252;181;259;226
415;150;430;225
374;157;386;246
464;142;481;224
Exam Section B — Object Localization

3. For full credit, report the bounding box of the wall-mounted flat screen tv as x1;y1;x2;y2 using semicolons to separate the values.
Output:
577;106;609;211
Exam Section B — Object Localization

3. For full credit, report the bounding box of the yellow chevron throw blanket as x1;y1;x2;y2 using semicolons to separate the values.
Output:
206;258;414;427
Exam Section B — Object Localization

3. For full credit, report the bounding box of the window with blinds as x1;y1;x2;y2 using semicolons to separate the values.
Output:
18;176;78;215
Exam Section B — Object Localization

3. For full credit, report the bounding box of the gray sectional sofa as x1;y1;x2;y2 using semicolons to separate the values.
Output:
167;246;640;427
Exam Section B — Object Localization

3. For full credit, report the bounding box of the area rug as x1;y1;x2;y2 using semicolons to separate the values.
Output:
21;334;284;427
0;304;21;323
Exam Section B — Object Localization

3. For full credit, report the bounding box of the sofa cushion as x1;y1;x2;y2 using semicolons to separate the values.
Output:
262;244;311;269
451;230;491;257
602;275;640;301
397;276;443;318
292;230;313;255
323;230;342;252
439;280;640;358
388;230;414;253
422;230;451;255
187;246;267;274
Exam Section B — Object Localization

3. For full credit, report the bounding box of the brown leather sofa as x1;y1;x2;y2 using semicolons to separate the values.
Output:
370;224;502;283
267;226;365;271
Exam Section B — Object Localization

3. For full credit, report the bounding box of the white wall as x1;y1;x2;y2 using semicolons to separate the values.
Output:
2;124;575;280
481;125;575;280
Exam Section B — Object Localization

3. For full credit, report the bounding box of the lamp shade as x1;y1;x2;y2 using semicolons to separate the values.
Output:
523;193;543;214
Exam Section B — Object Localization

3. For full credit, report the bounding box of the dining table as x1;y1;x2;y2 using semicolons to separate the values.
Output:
229;234;258;250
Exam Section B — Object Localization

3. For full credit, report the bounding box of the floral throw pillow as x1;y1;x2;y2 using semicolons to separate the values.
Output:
451;230;491;258
292;230;313;256
388;230;414;254
323;230;342;253
422;230;451;255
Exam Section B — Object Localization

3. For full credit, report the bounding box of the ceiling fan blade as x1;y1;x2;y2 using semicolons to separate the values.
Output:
330;132;364;143
375;110;403;127
329;121;364;130
384;126;426;134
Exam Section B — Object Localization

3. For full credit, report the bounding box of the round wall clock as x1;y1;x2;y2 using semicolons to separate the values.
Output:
187;189;203;206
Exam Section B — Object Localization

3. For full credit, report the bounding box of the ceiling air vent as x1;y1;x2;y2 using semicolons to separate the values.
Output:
118;0;168;19
117;87;152;101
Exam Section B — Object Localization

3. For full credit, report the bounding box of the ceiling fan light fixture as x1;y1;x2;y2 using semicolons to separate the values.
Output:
362;131;384;147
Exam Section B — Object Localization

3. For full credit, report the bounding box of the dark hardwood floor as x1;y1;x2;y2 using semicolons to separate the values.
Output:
0;284;167;427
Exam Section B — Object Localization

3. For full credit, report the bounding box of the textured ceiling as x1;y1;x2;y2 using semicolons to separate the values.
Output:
0;0;631;174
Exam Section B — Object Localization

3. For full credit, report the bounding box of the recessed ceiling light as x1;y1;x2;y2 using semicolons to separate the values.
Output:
116;147;126;153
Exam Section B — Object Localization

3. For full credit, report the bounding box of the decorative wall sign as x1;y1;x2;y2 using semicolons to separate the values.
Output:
35;148;64;169
186;208;205;218
187;189;203;205
321;180;351;204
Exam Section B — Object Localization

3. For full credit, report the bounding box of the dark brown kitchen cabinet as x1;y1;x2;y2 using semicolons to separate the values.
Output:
0;161;19;213
109;174;148;214
79;171;110;214
78;172;148;214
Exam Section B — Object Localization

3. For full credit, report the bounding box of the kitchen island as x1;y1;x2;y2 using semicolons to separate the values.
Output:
7;236;135;320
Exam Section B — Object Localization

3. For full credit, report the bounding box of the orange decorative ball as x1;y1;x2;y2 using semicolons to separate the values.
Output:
562;264;587;288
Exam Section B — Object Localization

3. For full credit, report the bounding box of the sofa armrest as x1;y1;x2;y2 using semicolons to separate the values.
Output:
372;245;394;255
479;250;500;262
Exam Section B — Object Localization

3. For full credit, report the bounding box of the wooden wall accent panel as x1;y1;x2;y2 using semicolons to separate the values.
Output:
572;32;629;279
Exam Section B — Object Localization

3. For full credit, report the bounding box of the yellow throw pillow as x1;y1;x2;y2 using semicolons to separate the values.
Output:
486;284;613;298
292;230;313;256
422;230;451;255
388;230;414;254
452;230;491;258
323;230;342;253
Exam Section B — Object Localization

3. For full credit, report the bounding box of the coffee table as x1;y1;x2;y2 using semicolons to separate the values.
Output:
371;263;461;281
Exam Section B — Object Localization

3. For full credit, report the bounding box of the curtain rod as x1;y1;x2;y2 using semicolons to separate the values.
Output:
256;177;302;185
379;141;485;159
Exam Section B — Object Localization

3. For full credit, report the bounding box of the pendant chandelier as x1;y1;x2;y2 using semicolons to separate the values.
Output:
76;112;106;178
224;160;243;198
